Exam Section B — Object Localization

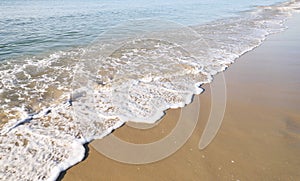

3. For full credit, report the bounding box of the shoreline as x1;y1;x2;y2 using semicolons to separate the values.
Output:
0;1;300;181
61;13;300;181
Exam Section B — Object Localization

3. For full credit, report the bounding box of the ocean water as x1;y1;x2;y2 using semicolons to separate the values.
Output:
0;0;288;60
0;0;299;180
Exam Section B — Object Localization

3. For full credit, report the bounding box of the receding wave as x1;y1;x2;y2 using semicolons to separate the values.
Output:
0;1;299;180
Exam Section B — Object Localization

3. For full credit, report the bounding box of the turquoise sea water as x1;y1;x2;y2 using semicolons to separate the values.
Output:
0;0;285;60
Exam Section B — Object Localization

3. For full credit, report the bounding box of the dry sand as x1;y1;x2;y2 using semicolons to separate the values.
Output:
62;14;300;181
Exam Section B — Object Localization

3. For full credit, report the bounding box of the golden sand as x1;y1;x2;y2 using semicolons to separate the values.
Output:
62;14;300;181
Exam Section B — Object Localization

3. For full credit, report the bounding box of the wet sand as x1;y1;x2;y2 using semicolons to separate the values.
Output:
62;14;300;181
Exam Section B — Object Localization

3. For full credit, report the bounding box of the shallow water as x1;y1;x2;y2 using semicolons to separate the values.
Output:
0;0;286;61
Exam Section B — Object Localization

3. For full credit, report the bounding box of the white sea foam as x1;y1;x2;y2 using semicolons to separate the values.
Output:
0;1;299;180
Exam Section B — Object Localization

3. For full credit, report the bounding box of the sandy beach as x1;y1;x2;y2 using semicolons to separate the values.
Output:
62;14;300;181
